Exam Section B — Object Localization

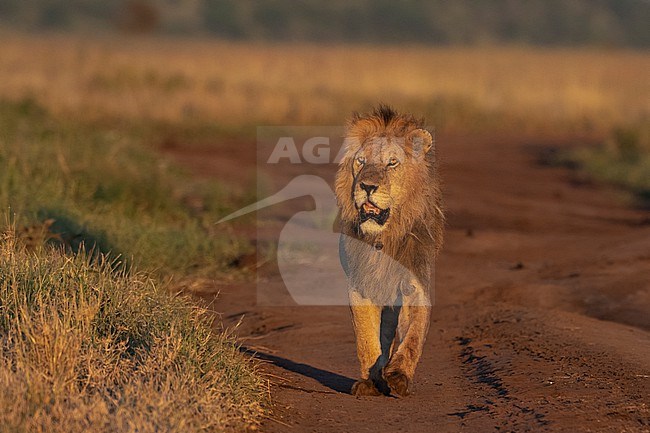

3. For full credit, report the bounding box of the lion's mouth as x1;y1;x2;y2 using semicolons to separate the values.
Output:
359;202;390;225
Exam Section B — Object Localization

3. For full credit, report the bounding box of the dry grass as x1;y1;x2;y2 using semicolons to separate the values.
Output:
0;99;266;431
0;233;266;433
0;34;648;130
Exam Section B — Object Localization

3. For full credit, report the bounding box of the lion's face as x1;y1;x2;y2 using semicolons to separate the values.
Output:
337;126;434;237
335;107;439;243
351;136;408;235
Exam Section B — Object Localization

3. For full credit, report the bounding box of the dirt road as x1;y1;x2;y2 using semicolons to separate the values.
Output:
167;132;650;432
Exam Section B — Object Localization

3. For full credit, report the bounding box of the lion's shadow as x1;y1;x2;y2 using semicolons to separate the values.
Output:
240;347;355;394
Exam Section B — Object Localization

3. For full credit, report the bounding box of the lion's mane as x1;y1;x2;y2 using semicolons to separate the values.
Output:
335;105;444;305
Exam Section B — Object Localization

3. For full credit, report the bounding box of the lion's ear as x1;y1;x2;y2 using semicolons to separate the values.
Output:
408;128;434;156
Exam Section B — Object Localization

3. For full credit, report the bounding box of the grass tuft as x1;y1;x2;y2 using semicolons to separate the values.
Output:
559;122;650;206
0;232;266;432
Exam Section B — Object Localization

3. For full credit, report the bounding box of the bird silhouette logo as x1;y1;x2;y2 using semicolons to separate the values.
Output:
218;174;419;306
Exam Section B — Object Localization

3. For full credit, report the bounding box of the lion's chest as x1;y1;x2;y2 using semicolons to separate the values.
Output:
339;235;419;306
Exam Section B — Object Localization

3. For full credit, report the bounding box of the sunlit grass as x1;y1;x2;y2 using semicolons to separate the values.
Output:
0;35;648;131
0;98;267;431
0;233;266;433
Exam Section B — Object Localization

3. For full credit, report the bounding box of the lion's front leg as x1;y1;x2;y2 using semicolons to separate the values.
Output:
383;280;431;397
349;290;387;396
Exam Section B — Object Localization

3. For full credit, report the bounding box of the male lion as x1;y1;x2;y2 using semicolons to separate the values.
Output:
335;105;444;397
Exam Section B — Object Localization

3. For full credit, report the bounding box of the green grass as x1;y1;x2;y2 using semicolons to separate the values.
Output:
0;99;266;431
0;98;250;278
562;123;650;206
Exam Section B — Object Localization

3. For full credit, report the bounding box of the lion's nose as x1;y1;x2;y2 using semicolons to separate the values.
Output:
359;182;378;195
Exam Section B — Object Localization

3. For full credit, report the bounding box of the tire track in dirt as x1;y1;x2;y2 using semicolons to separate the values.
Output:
165;132;650;432
453;305;650;432
453;334;550;430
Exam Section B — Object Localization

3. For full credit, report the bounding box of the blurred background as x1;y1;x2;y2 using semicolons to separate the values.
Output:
1;0;648;216
0;0;648;129
2;0;649;45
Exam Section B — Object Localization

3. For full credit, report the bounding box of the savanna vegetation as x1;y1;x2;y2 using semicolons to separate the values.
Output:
0;236;265;432
0;35;648;131
0;30;648;431
0;98;251;277
0;98;265;432
558;123;650;205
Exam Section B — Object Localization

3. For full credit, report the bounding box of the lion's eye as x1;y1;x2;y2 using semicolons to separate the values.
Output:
387;157;400;167
356;156;366;166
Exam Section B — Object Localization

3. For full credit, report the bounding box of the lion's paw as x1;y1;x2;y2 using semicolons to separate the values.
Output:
384;370;411;397
351;379;382;397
